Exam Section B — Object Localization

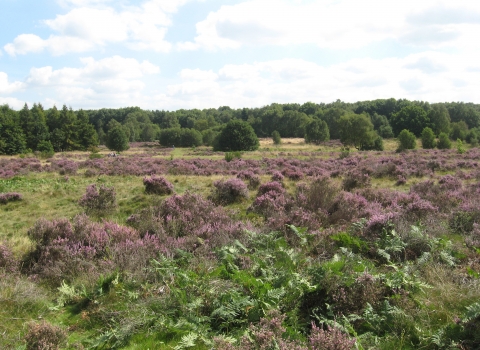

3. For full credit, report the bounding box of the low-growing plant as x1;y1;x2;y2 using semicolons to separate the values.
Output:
211;178;249;205
24;321;66;350
0;192;22;204
225;151;242;162
143;175;174;195
78;184;117;215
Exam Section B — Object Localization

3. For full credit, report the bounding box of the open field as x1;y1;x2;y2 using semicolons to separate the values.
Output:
1;140;479;349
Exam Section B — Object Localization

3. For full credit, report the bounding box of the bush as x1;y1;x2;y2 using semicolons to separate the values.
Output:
211;178;249;205
37;140;54;158
78;184;117;215
214;120;259;152
159;128;203;148
143;175;174;195
437;132;452;149
305;119;330;144
225;151;242;162
237;170;261;189
0;192;22;204
421;127;436;149
309;323;356;350
106;126;130;152
272;130;281;145
0;243;17;274
24;321;66;350
397;129;416;151
271;171;284;182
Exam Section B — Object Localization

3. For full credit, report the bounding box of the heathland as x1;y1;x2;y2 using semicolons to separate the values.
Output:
1;138;479;349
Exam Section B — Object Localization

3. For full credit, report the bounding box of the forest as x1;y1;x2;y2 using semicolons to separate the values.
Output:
1;98;480;155
0;98;479;349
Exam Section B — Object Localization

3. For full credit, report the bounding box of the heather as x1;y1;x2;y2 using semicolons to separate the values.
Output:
0;141;479;349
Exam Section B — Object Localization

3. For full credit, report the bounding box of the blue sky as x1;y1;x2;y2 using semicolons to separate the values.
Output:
1;0;480;110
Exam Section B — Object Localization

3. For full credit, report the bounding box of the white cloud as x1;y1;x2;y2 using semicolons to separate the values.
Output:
0;72;24;94
4;0;192;56
179;0;480;51
0;97;27;110
25;56;159;108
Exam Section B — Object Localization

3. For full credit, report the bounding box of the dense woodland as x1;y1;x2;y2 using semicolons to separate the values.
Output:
1;99;480;154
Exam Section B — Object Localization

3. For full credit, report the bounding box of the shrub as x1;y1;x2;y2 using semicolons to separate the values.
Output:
257;181;285;197
305;119;330;144
309;323;356;350
78;184;117;215
397;129;416;151
421;127;436;149
342;170;371;191
457;139;466;154
106;125;130;152
143;175;174;195
237;170;261;189
159;128;203;148
37;140;54;158
437;132;451;149
225;151;242;162
0;243;17;274
272;130;281;145
211;178;249;205
24;321;66;350
214;120;259;152
0;192;22;204
271;171;284;182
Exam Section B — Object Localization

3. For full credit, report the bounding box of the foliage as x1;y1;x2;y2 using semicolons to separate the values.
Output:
272;130;282;145
78;184;117;215
24;321;66;350
106;125;130;152
0;192;22;204
337;113;374;150
391;105;430;137
437;132;452;149
214;120;259;152
143;175;174;195
397;129;416;151
159;128;203;148
305;119;330;144
211;178;249;205
420;127;436;149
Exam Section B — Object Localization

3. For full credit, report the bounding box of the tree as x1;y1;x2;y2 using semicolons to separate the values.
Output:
450;121;468;141
106;125;129;152
304;119;329;144
397;129;416;151
437;132;452;149
428;104;450;135
338;113;378;150
316;108;346;139
272;130;281;145
421;127;436;149
75;110;98;150
214;119;259;152
391;105;430;137
0;104;26;155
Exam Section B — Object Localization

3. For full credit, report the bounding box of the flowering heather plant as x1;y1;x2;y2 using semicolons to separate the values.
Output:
50;158;79;175
0;192;22;204
309;323;356;350
211;178;249;205
236;170;261;189
257;181;285;197
0;243;17;274
271;171;284;182
24;321;66;350
78;184;117;215
143;175;174;195
342;170;371;191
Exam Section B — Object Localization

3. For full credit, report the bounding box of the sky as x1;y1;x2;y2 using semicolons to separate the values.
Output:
1;0;480;111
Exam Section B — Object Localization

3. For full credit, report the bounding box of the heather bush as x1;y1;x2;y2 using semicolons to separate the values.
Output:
0;192;22;204
24;321;66;350
271;171;285;182
237;170;261;189
211;178;249;205
342;170;371;191
143;175;174;195
78;184;117;215
257;181;285;197
309;323;356;350
0;243;17;274
283;168;305;181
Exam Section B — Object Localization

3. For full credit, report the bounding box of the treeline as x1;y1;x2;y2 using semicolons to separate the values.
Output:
1;99;480;155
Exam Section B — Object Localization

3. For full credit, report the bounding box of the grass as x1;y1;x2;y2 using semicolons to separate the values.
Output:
1;139;480;349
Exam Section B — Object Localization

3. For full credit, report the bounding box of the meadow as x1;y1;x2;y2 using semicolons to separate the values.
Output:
0;139;479;349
